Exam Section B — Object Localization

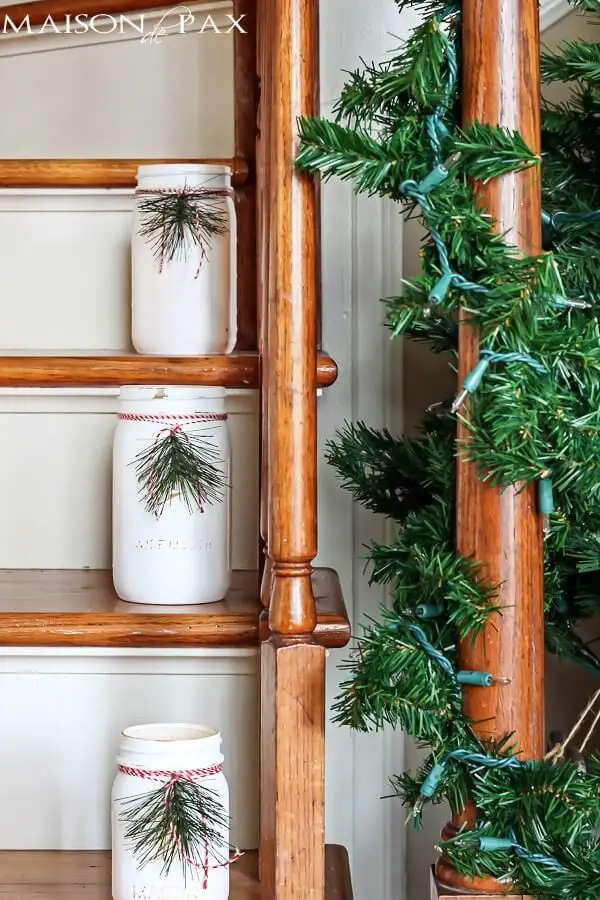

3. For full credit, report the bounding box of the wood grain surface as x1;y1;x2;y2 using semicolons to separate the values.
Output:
0;568;350;648
257;0;326;896
233;0;259;350
0;159;249;189
438;0;545;893
431;869;529;900
0;847;353;898
0;351;338;389
260;640;326;899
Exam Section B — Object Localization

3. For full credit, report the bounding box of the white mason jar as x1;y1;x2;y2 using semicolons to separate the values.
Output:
112;723;232;900
112;386;231;605
132;164;237;355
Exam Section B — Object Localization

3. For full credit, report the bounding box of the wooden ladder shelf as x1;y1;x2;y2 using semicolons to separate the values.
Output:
0;0;353;896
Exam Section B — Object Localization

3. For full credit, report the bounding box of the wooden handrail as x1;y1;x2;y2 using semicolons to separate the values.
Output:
257;0;271;605
0;0;213;29
435;0;544;895
233;0;258;351
259;0;325;896
0;158;249;188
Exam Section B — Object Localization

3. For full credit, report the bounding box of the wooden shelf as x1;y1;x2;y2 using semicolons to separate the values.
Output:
0;158;249;189
0;351;338;389
0;846;353;898
0;568;350;648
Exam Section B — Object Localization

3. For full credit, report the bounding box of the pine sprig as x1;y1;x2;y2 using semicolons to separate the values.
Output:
541;40;600;83
450;124;540;182
136;189;229;270
296;117;406;196
133;428;226;518
119;779;229;879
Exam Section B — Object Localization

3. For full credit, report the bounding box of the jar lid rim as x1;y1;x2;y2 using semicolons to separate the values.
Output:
121;723;220;744
137;163;232;179
118;386;227;400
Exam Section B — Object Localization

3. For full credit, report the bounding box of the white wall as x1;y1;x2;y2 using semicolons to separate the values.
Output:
0;2;409;898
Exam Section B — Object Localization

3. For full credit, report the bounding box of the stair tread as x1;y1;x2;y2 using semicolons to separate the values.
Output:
0;568;350;648
0;847;353;898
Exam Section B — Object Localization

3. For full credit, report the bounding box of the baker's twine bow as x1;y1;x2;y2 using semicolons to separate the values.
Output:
135;186;233;275
120;413;227;517
118;763;242;889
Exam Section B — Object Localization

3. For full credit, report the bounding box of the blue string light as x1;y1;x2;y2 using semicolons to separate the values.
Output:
415;602;445;619
398;31;491;312
416;749;522;811
452;349;547;413
472;834;569;873
419;753;573;878
408;625;497;690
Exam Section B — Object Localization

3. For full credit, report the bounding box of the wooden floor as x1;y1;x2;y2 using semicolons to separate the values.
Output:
0;847;353;898
0;568;350;648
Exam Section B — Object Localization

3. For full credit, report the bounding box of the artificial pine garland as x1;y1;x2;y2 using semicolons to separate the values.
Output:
297;0;600;895
133;427;226;519
136;186;231;272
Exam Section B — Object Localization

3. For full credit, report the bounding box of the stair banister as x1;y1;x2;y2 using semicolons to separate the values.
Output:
258;0;325;897
434;0;545;896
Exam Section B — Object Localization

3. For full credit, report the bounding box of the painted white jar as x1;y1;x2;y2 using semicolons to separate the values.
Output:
112;386;231;605
132;164;237;355
112;723;232;900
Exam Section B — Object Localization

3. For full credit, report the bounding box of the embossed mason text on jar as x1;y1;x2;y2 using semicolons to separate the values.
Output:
132;163;237;355
113;386;232;605
112;724;235;900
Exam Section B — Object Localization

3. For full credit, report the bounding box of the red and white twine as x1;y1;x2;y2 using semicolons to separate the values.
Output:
118;413;228;424
119;763;242;889
135;185;233;275
120;413;227;515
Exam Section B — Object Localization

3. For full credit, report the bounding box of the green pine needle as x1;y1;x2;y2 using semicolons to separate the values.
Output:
137;190;229;269
133;429;226;519
450;124;540;182
296;117;405;196
119;780;229;879
542;40;600;83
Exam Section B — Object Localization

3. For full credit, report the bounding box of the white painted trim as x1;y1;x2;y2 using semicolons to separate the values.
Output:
0;191;132;213
0;646;258;675
541;0;571;31
317;3;408;897
0;390;258;415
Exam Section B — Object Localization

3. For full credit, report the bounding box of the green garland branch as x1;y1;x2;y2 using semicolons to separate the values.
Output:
297;0;600;896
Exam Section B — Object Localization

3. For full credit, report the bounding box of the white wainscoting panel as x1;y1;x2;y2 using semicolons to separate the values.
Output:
0;191;132;351
316;2;408;898
0;648;258;850
0;391;258;569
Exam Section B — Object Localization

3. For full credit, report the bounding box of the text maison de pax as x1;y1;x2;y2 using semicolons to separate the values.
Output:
1;11;248;36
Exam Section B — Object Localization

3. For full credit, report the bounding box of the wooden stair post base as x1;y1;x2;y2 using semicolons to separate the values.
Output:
431;869;530;900
260;636;326;899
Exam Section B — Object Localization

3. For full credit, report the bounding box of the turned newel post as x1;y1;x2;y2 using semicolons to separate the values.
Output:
435;1;545;896
259;0;325;897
